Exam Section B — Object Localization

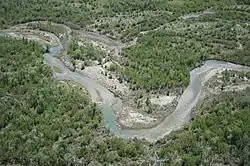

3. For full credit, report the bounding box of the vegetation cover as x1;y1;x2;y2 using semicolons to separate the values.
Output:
158;89;250;165
0;0;250;165
69;38;105;66
0;37;148;165
0;36;250;165
1;0;250;94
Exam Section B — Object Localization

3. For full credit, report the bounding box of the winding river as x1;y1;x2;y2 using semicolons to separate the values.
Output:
45;39;250;142
1;23;250;142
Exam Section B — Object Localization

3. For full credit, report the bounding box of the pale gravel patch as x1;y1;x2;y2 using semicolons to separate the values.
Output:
78;65;130;97
200;68;227;85
150;96;176;106
219;84;250;92
103;61;113;68
120;108;157;127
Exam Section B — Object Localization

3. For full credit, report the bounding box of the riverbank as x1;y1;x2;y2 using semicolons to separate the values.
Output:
1;21;250;142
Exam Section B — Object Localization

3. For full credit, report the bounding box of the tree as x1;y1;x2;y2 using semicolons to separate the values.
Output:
145;96;151;107
91;103;97;120
45;45;50;53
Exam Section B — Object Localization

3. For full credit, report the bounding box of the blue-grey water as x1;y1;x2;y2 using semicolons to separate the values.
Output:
1;26;249;142
46;45;250;142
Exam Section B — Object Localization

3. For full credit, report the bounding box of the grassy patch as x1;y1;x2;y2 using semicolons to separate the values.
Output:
53;66;63;73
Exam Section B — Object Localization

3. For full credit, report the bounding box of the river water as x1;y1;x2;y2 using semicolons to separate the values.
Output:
45;45;250;142
1;25;249;142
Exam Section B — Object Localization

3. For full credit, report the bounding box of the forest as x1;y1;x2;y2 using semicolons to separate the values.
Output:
0;36;250;165
0;37;150;165
119;17;250;93
68;38;105;67
1;0;249;36
0;0;250;165
157;88;250;165
9;0;245;94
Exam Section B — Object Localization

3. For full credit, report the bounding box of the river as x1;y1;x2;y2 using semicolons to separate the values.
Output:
1;22;250;142
46;43;250;142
